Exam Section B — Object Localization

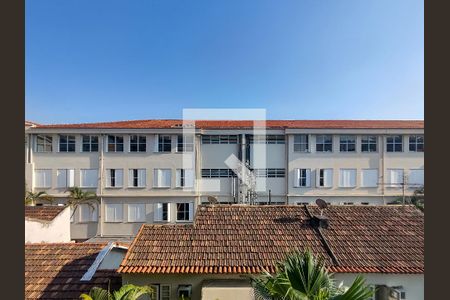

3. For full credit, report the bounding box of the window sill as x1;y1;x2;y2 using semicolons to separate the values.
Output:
77;221;98;224
104;221;124;223
79;186;98;189
126;221;146;223
105;186;123;189
153;186;171;189
127;186;146;189
176;220;193;223
338;186;357;189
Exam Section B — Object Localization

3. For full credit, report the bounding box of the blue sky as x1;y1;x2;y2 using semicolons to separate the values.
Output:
25;0;424;124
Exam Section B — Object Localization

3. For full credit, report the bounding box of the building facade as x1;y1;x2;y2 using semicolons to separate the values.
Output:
24;119;424;240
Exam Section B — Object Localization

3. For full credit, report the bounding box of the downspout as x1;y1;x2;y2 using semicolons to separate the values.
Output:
195;133;202;205
285;132;289;204
380;135;385;204
99;134;105;237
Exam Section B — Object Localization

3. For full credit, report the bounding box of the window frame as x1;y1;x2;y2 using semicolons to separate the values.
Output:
317;168;333;188
294;168;311;187
338;168;357;188
34;169;52;188
293;134;309;152
360;168;378;188
387;168;404;187
409;135;424;152
128;169;146;188
176;202;193;222
177;135;194;152
82;135;99;152
361;135;378;152
58;134;76;152
129;135;147;152
79;204;98;223
35;135;53;152
386;135;403;152
315;135;333;152
56;169;75;188
158;135;172;152
153;169;172;188
106;168;123;188
80;169;98;188
107;135;124;152
104;203;123;223
339;135;356;152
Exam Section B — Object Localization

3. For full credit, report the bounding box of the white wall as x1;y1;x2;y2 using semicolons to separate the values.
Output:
333;273;424;300
25;207;71;243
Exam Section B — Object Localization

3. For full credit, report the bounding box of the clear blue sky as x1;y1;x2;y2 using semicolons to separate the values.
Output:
25;0;424;124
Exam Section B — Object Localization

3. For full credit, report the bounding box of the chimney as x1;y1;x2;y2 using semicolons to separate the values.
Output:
310;215;329;229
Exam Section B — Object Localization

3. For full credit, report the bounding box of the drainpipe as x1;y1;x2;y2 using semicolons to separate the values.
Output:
380;135;385;204
195;134;201;205
99;134;105;237
285;132;289;204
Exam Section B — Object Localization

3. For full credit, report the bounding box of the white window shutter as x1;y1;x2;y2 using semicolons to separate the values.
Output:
362;169;378;187
176;169;182;187
153;169;159;187
154;134;159;152
57;169;67;188
128;169;134;187
324;169;333;187
154;203;162;221
138;169;146;187
166;203;171;221
115;204;123;222
164;170;171;187
185;169;194;188
293;169;300;187
409;169;424;185
106;170;111;187
305;169;311;187
128;204;136;222
67;169;75;187
91;205;98;222
188;202;194;221
349;169;356;187
116;169;123;187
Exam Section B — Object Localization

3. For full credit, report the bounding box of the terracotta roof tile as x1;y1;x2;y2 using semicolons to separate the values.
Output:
25;206;66;222
118;205;423;275
34;119;424;130
25;243;121;300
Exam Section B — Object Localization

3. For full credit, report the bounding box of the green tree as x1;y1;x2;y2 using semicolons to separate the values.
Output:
25;191;54;206
252;249;373;300
80;284;154;300
66;187;100;218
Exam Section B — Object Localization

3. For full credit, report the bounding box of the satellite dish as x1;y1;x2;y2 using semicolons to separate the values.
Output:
207;196;218;205
315;198;328;212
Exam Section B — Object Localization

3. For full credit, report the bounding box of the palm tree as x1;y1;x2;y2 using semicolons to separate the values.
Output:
80;284;154;300
252;249;373;300
25;191;54;206
66;187;100;218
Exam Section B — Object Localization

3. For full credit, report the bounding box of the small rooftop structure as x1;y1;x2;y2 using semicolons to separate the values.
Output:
25;206;66;222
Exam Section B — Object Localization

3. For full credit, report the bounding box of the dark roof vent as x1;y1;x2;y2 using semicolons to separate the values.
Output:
310;215;329;229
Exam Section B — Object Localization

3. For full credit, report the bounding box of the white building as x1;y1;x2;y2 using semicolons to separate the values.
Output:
24;119;424;240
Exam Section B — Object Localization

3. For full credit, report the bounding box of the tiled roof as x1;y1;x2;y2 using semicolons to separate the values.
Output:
118;205;424;275
34;119;424;129
25;243;121;300
25;206;66;222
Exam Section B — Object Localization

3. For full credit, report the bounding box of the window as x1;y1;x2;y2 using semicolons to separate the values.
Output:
248;135;285;144
177;135;194;152
294;168;311;187
201;135;238;144
82;135;98;152
59;135;76;152
128;169;146;187
34;169;51;188
127;203;146;222
153;169;171;187
294;134;309;152
361;169;378;187
409;135;424;152
316;135;333;152
105;203;123;222
201;169;236;178
361;135;377;152
80;169;98;187
387;169;404;186
317;169;333;187
154;203;170;222
386;135;403;152
36;135;52;152
409;169;424;187
106;169;123;187
79;204;98;222
253;168;285;178
158;135;172;152
339;169;356;187
176;169;194;187
160;285;171;300
177;285;192;299
130;135;146;152
176;203;194;221
339;135;356;152
56;169;75;188
107;135;124;152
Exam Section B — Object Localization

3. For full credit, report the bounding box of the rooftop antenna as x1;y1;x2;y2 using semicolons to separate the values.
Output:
315;198;328;216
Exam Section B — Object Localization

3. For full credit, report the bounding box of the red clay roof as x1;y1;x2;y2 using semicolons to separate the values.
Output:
118;205;423;275
34;119;424;129
25;243;121;300
25;206;66;222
